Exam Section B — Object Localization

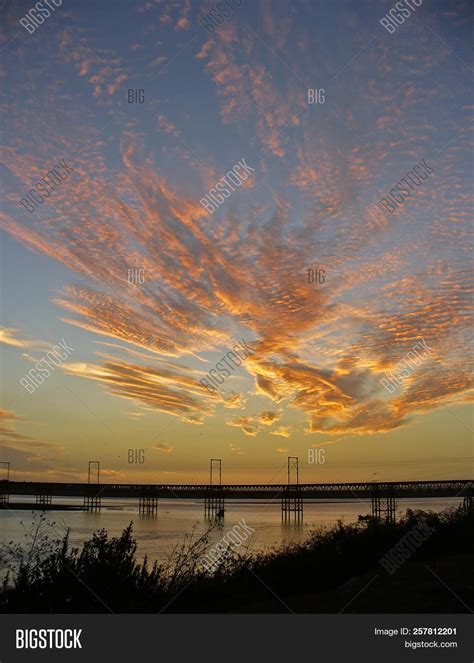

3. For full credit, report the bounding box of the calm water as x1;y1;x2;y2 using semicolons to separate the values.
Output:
0;496;458;572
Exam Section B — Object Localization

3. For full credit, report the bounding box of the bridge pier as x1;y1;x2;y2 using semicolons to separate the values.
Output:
282;456;303;523
205;459;225;520
84;460;101;512
36;486;52;507
204;488;225;520
371;485;396;524
462;493;473;514
0;463;10;505
83;495;101;512
0;482;9;505
281;486;304;522
138;488;158;515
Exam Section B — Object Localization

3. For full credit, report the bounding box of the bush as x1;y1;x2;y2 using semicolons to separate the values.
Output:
1;507;472;612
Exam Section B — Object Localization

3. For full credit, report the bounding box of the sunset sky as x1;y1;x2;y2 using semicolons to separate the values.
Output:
0;0;472;485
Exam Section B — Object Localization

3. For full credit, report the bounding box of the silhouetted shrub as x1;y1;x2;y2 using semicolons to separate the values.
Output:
1;506;472;612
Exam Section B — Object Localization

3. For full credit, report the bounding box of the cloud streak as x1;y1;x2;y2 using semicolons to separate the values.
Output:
0;0;472;444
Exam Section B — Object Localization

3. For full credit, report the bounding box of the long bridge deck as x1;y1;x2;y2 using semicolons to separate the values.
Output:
1;479;472;499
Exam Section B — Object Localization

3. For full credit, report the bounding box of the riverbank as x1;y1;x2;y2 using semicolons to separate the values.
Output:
1;506;472;613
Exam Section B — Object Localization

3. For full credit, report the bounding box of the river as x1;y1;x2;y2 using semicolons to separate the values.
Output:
0;496;459;573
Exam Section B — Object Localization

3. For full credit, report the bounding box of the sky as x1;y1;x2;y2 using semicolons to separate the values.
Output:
0;0;472;485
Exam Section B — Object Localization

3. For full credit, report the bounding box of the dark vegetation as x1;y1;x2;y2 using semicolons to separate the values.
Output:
1;507;472;613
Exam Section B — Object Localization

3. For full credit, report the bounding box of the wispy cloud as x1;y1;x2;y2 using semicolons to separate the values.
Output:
1;0;472;453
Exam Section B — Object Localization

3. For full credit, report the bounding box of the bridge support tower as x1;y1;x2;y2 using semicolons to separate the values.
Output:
282;457;303;522
204;487;225;520
371;484;396;524
83;461;102;512
462;486;473;514
84;493;102;511
0;462;10;505
281;487;304;522
36;485;52;507
205;459;225;520
139;488;159;515
0;485;9;505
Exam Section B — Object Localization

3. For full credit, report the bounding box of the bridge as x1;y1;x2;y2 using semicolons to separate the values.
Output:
1;478;471;500
0;456;472;522
1;479;472;522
